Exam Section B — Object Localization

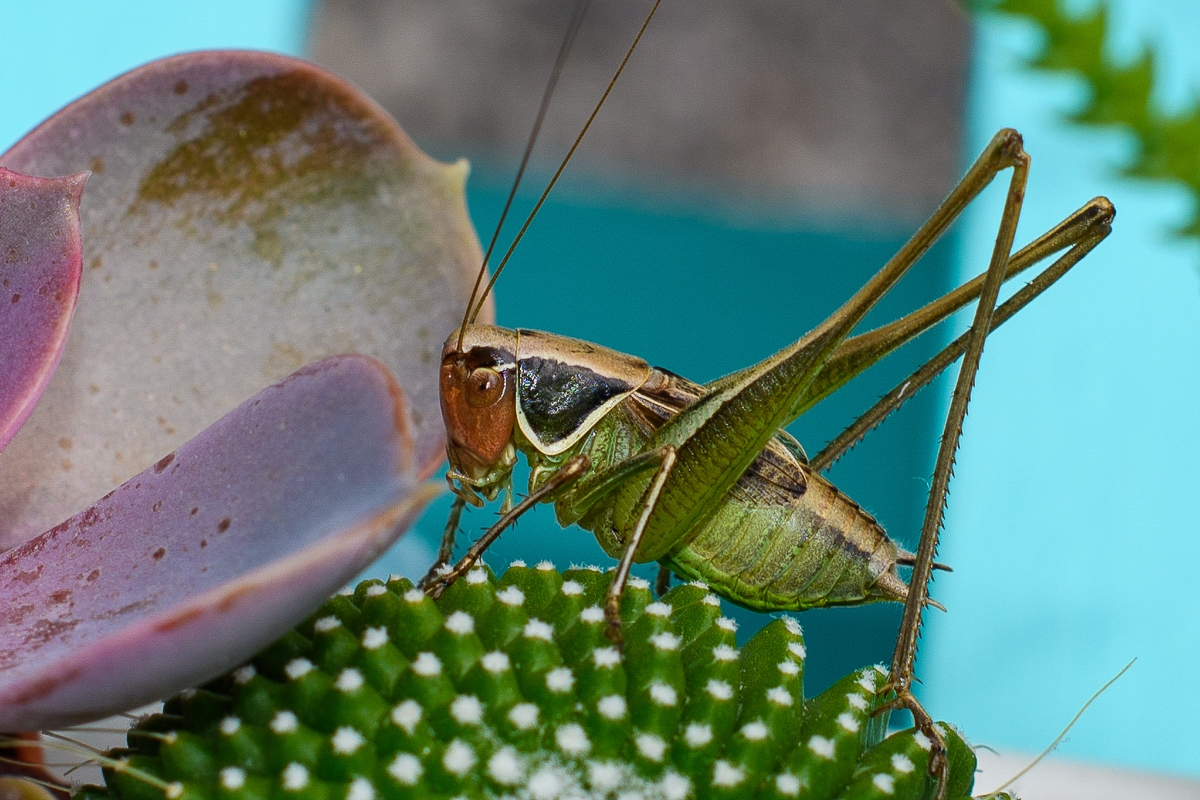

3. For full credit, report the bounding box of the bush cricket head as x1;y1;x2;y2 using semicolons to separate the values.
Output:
439;325;519;506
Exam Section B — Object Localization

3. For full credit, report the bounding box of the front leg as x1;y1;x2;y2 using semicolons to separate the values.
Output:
424;455;589;599
882;135;1032;800
571;446;679;648
417;493;468;590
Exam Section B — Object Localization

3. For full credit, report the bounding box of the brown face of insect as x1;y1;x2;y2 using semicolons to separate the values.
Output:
439;330;520;503
440;352;515;477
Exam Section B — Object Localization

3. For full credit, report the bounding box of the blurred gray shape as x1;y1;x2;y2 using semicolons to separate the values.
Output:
308;0;971;223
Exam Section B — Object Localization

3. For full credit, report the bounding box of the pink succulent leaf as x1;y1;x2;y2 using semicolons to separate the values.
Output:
0;168;86;455
0;354;441;731
0;51;486;550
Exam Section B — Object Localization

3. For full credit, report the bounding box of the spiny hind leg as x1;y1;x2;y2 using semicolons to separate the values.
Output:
423;456;589;599
811;196;1114;472
879;132;1033;800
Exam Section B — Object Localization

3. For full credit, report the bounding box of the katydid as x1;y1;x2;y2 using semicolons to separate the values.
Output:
418;2;1114;797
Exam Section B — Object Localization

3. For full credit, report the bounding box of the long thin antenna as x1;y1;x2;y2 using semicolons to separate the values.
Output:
467;0;664;325
456;0;594;353
995;658;1136;792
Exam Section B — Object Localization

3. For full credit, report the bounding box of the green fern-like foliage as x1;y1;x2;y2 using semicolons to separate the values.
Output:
71;565;990;800
987;0;1200;239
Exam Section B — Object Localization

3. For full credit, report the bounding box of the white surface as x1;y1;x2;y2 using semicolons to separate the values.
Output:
976;750;1200;800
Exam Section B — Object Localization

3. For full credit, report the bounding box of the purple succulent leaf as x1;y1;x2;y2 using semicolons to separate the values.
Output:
0;51;486;550
0;354;440;731
0;168;86;455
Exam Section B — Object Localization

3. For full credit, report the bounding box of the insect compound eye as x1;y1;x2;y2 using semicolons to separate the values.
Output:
466;367;505;407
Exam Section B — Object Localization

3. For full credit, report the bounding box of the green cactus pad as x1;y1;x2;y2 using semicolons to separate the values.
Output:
81;565;977;800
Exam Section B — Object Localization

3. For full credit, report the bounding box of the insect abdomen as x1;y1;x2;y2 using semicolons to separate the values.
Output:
550;382;911;612
660;471;910;612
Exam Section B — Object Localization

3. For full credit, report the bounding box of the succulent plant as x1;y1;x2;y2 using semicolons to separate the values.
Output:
0;51;483;731
65;565;989;800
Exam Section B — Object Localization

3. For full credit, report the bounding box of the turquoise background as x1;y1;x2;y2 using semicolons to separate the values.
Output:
3;0;1199;779
923;5;1200;778
0;0;310;152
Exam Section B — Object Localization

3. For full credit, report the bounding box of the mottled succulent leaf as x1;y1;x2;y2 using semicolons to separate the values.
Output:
0;51;485;549
0;355;440;731
0;167;85;454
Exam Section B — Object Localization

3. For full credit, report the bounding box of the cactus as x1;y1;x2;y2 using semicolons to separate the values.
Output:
74;564;984;800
